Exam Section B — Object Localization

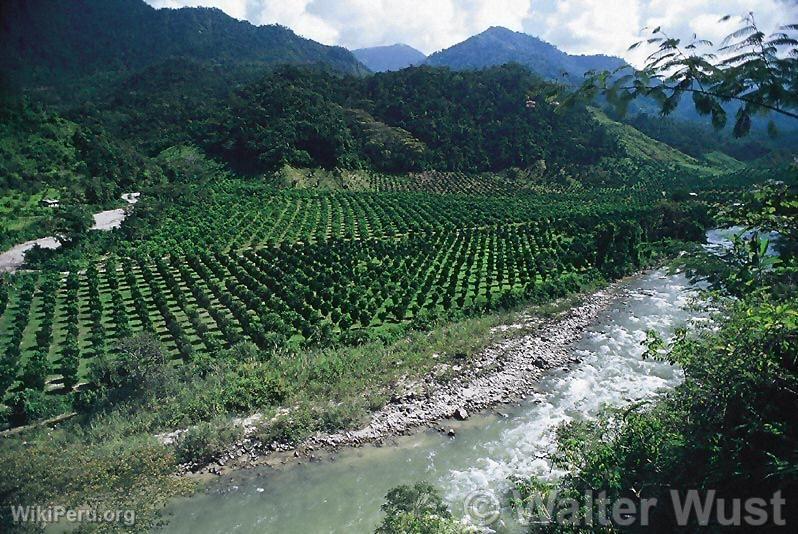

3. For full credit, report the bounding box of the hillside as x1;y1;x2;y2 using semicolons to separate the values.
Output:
426;26;625;80
353;44;426;72
0;0;367;90
69;63;621;175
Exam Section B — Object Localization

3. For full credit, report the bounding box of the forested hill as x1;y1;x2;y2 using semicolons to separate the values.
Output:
426;26;625;80
75;63;620;175
0;0;367;90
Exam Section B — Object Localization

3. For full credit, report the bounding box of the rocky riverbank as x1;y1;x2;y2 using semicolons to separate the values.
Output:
180;271;644;478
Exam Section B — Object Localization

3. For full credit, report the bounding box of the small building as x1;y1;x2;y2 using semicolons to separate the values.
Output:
40;198;60;208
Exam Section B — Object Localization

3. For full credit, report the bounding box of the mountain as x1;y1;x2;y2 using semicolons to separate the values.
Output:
353;44;426;72
426;26;625;80
0;0;367;89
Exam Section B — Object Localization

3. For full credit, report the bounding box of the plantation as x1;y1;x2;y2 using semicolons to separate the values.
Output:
1;150;785;403
0;194;657;393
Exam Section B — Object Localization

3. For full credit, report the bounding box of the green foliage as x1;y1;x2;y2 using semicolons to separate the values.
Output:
209;67;614;172
174;419;243;465
0;429;193;532
86;333;173;405
625;113;783;162
3;389;70;427
47;202;93;244
568;14;798;137
20;350;50;391
94;64;622;174
156;144;227;183
376;483;462;534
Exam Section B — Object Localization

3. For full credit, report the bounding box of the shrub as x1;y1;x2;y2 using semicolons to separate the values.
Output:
375;483;461;534
3;389;71;427
174;420;242;465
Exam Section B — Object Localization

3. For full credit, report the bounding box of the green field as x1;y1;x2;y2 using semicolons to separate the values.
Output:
0;189;58;250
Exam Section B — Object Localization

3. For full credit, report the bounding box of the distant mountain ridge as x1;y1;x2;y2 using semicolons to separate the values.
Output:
0;0;367;88
426;26;625;80
353;44;426;72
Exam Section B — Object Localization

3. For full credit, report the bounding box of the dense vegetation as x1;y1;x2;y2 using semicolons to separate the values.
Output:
0;5;795;532
1;0;366;93
77;63;618;174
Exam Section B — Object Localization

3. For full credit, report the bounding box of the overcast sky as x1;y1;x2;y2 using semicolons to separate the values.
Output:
146;0;798;66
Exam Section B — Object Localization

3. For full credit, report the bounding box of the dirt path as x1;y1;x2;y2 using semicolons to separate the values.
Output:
0;237;61;273
91;208;128;230
0;193;140;272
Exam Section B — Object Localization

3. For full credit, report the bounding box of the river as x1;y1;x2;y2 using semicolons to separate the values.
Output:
159;265;702;533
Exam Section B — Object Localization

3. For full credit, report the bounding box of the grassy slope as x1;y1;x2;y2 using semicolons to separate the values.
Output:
590;108;743;174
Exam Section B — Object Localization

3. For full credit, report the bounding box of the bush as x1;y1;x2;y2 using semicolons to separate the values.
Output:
88;333;173;402
376;482;461;534
221;365;291;412
174;420;242;465
255;408;318;447
3;389;71;427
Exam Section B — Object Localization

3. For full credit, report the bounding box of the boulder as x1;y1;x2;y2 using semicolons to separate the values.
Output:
452;407;469;420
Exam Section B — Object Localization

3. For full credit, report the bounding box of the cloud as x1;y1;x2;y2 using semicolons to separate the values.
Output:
523;0;798;66
145;0;798;64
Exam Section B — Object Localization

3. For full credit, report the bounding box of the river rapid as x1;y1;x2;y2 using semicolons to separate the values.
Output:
160;264;703;533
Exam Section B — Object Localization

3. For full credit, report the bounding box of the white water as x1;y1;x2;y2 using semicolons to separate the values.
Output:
160;269;698;533
705;226;780;256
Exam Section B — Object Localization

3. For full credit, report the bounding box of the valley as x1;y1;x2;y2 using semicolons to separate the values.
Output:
0;1;796;533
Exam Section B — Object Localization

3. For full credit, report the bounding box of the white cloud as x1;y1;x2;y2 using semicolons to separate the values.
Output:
145;0;798;64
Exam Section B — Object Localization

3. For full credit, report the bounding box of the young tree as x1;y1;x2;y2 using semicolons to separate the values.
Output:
375;483;459;534
48;204;93;245
21;350;51;391
60;339;81;390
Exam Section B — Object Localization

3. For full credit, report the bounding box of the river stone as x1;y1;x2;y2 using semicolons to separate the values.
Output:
452;407;469;420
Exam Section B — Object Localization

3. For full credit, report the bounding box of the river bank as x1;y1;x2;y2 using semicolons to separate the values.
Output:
173;271;637;478
160;267;697;533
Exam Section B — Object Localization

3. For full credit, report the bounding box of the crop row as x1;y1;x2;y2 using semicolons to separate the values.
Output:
364;171;539;194
0;220;634;394
119;180;658;257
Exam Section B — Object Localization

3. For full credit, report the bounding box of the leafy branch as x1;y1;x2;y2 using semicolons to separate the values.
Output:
557;13;798;136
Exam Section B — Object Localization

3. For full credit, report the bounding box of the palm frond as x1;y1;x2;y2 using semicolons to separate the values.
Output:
767;37;798;47
721;25;757;47
720;51;762;65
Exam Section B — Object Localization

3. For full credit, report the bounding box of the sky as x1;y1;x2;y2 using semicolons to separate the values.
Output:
145;0;798;66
